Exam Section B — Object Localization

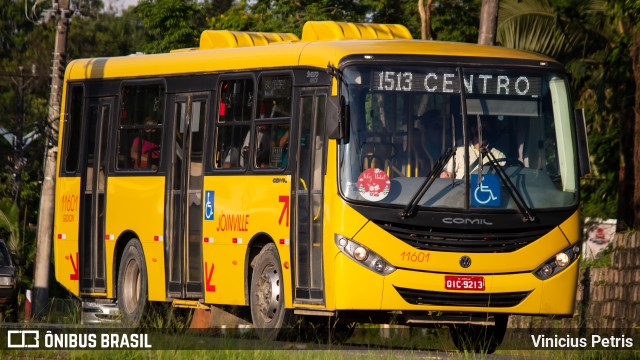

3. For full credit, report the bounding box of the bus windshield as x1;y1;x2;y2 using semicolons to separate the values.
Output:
339;64;579;211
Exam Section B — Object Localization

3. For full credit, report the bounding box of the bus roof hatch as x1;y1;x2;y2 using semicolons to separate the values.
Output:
199;30;299;50
301;21;413;41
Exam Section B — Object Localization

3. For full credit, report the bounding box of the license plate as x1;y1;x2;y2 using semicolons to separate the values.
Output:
445;275;485;291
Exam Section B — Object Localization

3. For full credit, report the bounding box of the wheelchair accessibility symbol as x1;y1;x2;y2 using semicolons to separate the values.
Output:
204;190;215;220
471;174;500;207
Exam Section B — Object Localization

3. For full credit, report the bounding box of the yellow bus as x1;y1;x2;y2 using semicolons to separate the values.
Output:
53;21;589;351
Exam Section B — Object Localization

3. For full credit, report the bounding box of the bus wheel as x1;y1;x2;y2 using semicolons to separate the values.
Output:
250;243;291;341
117;239;149;327
449;314;508;354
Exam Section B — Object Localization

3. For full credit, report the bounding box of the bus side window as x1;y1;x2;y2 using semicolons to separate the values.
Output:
61;86;84;175
215;78;253;169
116;84;165;171
217;125;250;168
252;123;290;168
254;73;292;169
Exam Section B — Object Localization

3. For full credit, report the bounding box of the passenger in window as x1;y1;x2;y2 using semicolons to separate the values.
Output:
255;124;273;168
270;100;290;117
222;147;240;168
273;127;289;167
131;117;160;169
440;116;505;179
238;124;271;168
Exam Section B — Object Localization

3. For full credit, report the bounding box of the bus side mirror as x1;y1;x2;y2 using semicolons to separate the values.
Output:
328;95;350;143
574;108;591;176
327;95;340;139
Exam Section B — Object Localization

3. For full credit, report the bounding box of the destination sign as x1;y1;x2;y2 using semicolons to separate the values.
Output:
371;70;542;97
261;75;292;98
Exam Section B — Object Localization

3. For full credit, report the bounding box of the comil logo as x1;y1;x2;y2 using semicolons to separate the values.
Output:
442;217;493;225
7;330;39;348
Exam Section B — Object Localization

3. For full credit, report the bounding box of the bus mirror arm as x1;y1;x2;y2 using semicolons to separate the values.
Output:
327;63;349;142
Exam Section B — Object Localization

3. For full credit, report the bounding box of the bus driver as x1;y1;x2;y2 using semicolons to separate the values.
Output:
440;116;505;179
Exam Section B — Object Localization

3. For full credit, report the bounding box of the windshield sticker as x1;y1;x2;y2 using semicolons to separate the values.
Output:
357;168;390;202
471;174;500;207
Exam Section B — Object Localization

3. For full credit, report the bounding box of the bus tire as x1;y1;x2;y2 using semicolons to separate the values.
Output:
449;314;508;354
117;239;149;327
250;243;291;341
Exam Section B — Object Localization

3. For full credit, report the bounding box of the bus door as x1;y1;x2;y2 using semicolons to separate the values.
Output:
78;97;113;294
294;88;328;303
167;94;208;299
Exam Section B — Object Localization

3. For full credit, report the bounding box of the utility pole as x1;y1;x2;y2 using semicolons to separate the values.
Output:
32;0;70;319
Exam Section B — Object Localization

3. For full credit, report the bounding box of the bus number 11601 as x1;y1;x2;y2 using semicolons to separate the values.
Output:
400;251;430;263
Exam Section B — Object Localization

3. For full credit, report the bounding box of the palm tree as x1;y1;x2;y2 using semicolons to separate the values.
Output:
496;0;630;225
497;0;609;59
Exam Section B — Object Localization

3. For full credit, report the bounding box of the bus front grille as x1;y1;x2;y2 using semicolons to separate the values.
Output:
374;221;554;253
394;286;531;308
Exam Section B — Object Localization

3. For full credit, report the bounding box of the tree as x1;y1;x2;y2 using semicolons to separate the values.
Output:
633;27;640;228
417;0;436;40
208;0;368;36
496;0;623;222
209;0;481;43
478;0;499;45
0;198;37;315
136;0;206;53
359;0;481;43
67;8;148;58
610;0;640;229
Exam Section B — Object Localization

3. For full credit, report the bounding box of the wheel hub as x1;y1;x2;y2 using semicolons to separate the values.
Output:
257;264;280;321
123;258;140;313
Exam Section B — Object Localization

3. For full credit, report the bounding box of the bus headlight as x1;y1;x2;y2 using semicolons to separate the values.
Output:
533;244;580;280
555;252;570;267
353;246;368;261
334;234;395;275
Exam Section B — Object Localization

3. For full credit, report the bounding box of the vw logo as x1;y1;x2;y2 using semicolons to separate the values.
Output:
459;256;472;268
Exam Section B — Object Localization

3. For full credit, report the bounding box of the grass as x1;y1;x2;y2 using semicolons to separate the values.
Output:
2;321;639;359
3;348;639;360
4;296;637;359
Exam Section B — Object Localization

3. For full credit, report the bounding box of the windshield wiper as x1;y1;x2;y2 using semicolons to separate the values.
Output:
482;147;536;222
401;147;455;219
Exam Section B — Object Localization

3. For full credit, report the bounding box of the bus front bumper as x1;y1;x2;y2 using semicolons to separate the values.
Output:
333;252;579;316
